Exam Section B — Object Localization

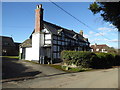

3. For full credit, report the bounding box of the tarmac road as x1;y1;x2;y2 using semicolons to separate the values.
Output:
3;67;119;88
2;57;65;82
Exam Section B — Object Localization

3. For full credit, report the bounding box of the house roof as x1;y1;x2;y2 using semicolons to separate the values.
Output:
91;44;109;49
0;36;16;47
21;20;90;47
29;20;88;42
20;39;32;47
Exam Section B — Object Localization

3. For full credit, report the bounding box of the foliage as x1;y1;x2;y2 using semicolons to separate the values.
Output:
1;56;19;59
68;67;91;72
89;2;120;31
95;53;115;68
114;54;120;66
61;51;97;68
107;47;118;54
61;50;120;69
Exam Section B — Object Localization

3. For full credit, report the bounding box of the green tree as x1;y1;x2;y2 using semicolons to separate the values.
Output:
107;47;117;54
89;2;120;31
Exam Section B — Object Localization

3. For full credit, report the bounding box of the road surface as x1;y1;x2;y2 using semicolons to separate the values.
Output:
2;57;119;88
3;67;119;88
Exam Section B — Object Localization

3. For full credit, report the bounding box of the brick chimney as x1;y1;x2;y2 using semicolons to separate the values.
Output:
35;4;44;33
79;30;83;36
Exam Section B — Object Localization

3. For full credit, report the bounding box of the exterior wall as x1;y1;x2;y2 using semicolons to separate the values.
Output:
52;33;89;61
31;28;51;62
1;36;19;56
25;47;32;60
20;27;89;63
32;33;40;61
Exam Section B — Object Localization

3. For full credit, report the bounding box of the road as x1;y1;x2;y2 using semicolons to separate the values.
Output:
2;57;119;88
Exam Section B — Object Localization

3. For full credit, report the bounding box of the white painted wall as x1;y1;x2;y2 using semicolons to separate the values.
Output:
32;33;40;61
45;34;51;39
20;48;22;53
42;28;50;33
25;47;32;60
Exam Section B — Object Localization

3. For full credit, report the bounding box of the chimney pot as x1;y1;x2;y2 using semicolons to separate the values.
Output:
39;4;42;8
80;30;83;36
36;4;42;9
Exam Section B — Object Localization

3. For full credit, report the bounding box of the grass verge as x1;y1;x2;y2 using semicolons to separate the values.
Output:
0;56;19;59
22;60;40;64
48;64;92;72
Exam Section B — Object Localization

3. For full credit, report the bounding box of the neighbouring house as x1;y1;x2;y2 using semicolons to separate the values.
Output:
91;43;110;53
19;4;90;64
0;36;20;56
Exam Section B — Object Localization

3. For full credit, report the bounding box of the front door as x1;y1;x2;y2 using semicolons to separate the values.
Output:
22;48;26;59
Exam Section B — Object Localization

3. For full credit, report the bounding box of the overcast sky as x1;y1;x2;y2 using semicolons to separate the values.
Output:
2;2;119;48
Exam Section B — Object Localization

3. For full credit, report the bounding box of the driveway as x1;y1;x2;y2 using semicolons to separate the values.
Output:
2;57;65;82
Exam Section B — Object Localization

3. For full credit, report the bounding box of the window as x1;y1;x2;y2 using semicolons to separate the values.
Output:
96;48;99;51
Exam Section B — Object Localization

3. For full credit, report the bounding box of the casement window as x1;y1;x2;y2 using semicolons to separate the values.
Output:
45;34;51;40
53;53;56;58
53;45;57;51
62;42;64;45
45;41;51;45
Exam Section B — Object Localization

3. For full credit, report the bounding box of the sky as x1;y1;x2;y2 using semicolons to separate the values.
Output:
2;2;119;48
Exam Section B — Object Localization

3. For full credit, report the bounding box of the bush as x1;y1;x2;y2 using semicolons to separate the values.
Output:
95;53;114;68
61;51;119;69
114;54;120;66
61;51;97;68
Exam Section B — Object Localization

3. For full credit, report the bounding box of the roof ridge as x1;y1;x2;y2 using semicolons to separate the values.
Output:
43;20;73;31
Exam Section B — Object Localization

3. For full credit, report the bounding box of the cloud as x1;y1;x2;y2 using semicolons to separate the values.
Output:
108;39;119;42
90;38;119;43
109;24;114;27
103;38;119;42
97;27;118;32
95;32;106;36
83;34;90;38
89;31;94;34
89;38;102;43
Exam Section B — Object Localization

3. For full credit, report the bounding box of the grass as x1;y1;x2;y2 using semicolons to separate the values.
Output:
68;67;92;72
0;56;19;59
47;64;92;72
23;60;40;64
47;64;65;71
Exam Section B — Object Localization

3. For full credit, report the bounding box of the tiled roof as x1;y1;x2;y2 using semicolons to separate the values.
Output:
0;36;15;47
29;21;86;40
23;20;90;48
20;39;32;47
91;44;109;49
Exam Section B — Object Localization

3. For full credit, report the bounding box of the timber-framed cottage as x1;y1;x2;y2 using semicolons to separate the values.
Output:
19;4;90;64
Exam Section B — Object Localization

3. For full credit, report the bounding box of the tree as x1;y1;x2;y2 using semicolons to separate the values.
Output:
107;47;117;54
89;2;120;31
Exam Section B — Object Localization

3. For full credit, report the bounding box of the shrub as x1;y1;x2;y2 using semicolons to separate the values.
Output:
114;54;120;66
61;51;118;69
61;51;97;68
95;53;115;68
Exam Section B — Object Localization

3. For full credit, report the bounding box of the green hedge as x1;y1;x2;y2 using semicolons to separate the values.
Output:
61;50;120;69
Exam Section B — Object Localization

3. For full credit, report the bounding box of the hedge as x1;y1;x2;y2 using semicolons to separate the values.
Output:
61;50;120;69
